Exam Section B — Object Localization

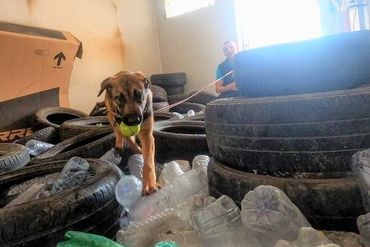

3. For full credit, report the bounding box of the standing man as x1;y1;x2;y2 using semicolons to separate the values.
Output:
215;40;239;98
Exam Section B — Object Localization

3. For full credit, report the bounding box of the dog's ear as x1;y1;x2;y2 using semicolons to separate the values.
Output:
134;71;151;89
98;77;113;97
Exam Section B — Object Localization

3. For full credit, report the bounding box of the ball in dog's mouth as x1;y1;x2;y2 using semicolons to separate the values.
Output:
119;122;141;137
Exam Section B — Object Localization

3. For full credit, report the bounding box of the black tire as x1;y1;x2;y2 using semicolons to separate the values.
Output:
14;127;59;145
164;85;185;96
60;116;112;141
154;112;184;122
31;128;114;165
154;120;208;163
150;72;186;87
208;159;364;231
187;91;217;105
153;102;170;112
234;31;370;97
151;85;168;102
167;94;187;104
170;102;205;114
0;144;30;173
33;107;88;130
205;87;370;125
0;159;123;247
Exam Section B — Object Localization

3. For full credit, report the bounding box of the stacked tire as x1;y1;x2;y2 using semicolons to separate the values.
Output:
150;72;187;96
206;86;370;231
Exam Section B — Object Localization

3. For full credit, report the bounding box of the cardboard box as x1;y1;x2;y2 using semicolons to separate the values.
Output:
0;21;83;107
0;22;82;142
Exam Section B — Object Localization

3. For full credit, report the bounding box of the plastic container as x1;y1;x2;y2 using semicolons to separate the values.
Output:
193;195;248;247
274;227;337;247
192;155;210;171
51;157;90;194
158;161;184;186
100;148;122;166
25;139;54;156
127;154;144;179
115;175;142;211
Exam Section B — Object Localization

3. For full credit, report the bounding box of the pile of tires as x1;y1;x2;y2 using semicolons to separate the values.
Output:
0;159;123;246
151;72;187;96
206;86;370;231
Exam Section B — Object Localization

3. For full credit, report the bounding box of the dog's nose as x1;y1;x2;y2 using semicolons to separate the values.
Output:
122;114;142;126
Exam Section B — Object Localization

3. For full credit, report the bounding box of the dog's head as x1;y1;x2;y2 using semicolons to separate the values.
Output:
98;71;152;126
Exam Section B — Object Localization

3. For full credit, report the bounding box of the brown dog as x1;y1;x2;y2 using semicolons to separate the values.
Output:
98;71;159;195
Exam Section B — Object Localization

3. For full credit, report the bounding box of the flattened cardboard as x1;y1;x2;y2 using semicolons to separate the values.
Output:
0;21;83;107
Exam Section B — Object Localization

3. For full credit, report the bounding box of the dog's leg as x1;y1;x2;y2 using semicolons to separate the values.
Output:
139;119;159;195
114;128;125;150
126;136;142;154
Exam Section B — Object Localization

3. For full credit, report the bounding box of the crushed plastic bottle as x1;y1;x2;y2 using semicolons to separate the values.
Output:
241;185;311;247
192;155;210;171
127;154;144;179
25;139;54;156
158;161;184;186
274;227;339;247
128;165;209;223
100;148;122;166
115;175;143;211
117;208;179;246
51;157;90;194
173;160;191;172
192;195;248;247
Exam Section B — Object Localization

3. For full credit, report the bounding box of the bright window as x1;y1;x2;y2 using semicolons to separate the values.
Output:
235;0;322;49
164;0;215;18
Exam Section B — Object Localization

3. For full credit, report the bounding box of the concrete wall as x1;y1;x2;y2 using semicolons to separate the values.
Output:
0;0;161;113
154;0;238;94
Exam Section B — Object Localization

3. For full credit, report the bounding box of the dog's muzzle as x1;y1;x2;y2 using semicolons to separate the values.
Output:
120;114;142;126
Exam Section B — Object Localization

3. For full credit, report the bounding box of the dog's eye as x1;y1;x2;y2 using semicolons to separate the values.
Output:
134;90;143;103
115;95;126;106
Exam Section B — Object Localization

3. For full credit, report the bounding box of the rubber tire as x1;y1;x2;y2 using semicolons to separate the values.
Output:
31;128;114;165
151;85;168;103
170;102;205;114
0;144;30;173
154;120;208;163
164;85;185;96
154;112;184;122
150;72;187;87
167;94;187;104
234;31;370;97
153;102;170;113
14;127;59;145
60;116;112;141
187;91;217;105
0;159;123;247
33;107;88;130
208;159;364;232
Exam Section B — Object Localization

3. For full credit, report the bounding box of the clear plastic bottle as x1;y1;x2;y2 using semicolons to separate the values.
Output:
158;161;184;186
241;185;311;247
192;195;248;247
25;139;54;156
115;175;143;211
51;157;90;194
128;167;209;223
187;110;195;117
100;148;122;166
127;154;144;179
117;208;178;246
192;155;210;171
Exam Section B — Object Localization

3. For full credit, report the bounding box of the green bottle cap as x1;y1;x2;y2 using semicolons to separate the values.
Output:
154;241;179;247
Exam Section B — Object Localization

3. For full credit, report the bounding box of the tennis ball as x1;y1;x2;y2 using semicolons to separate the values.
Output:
119;122;140;137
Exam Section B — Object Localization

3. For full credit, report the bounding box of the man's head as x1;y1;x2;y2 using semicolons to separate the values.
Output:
223;41;238;59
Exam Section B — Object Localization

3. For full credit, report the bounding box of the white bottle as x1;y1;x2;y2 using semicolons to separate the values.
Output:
128;167;208;223
100;148;122;166
158;161;184;186
25;139;54;156
192;155;210;171
192;195;248;247
115;175;142;211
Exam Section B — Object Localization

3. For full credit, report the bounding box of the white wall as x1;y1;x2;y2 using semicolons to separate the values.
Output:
0;0;161;113
154;0;238;94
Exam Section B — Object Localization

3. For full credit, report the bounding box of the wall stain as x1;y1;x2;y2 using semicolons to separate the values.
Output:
26;0;36;16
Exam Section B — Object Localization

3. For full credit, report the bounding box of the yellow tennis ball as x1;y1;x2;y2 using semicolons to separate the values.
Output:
119;122;140;137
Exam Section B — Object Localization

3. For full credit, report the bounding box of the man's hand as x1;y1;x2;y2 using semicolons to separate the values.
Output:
215;81;238;94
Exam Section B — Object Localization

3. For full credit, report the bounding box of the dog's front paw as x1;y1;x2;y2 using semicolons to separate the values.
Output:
142;171;160;195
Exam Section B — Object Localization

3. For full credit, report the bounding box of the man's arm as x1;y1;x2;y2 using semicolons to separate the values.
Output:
215;80;238;94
